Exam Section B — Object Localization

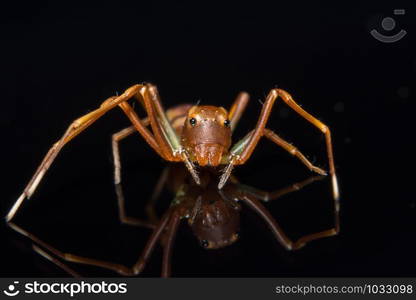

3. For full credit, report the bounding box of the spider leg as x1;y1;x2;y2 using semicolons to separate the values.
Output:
228;91;250;132
112;122;148;185
117;101;167;158
221;89;339;206
137;85;182;158
142;84;200;185
219;127;326;189
111;113;186;225
134;86;177;161
218;130;253;189
8;211;172;276
112;101;195;223
7;84;159;223
263;128;327;176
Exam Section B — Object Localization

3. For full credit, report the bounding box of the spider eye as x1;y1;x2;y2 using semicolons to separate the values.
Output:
224;119;231;127
200;240;209;248
189;118;197;126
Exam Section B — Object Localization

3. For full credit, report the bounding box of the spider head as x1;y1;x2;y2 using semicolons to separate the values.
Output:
181;105;232;167
189;188;240;249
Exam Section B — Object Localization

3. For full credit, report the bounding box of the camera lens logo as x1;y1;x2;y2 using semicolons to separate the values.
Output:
371;9;407;43
3;281;20;297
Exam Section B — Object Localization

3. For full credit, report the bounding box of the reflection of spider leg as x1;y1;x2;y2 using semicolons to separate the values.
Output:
242;194;339;250
114;166;170;229
31;164;174;276
237;175;325;202
239;173;339;249
146;166;170;224
32;244;81;277
112;121;159;228
242;195;293;250
292;221;339;249
9;212;173;276
161;213;181;277
115;184;156;229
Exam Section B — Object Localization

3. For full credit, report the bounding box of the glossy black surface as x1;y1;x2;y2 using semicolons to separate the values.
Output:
1;2;415;277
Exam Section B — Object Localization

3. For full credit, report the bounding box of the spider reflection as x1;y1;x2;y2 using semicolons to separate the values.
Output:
10;164;339;277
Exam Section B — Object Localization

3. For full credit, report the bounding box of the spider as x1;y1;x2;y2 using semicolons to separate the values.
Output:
12;164;338;277
6;83;340;275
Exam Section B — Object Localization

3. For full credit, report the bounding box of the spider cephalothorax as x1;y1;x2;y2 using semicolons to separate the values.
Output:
181;105;232;167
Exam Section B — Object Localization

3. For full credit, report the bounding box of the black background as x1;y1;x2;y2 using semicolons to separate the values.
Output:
1;1;415;277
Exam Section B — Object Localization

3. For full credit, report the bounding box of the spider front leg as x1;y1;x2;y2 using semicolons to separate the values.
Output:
228;91;250;132
142;84;201;185
219;128;327;190
220;89;339;207
6;83;185;272
6;84;149;223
